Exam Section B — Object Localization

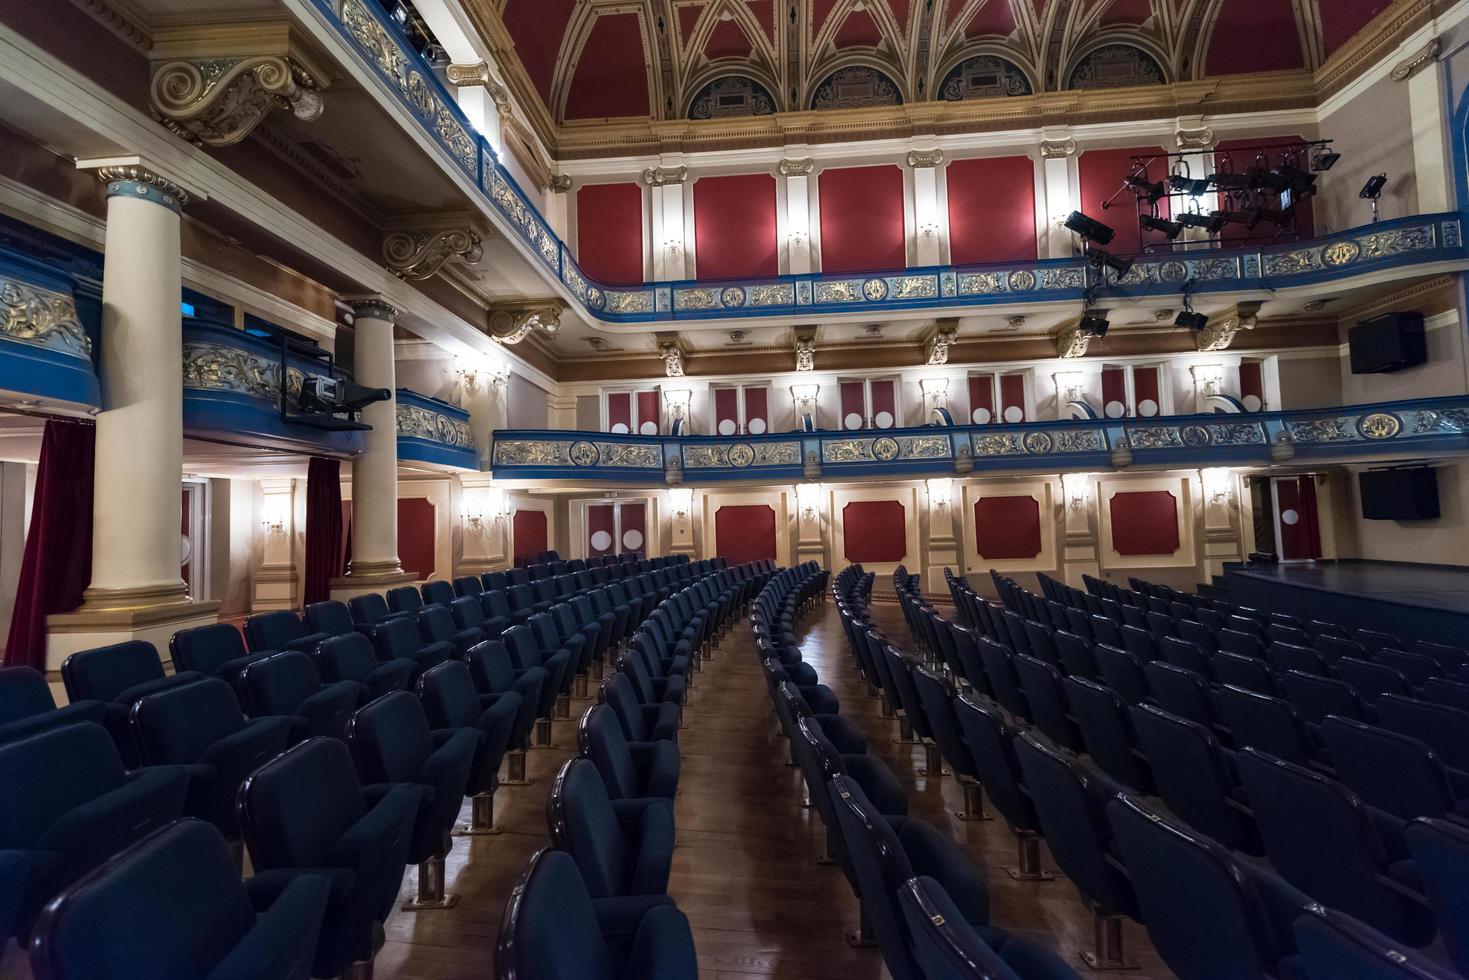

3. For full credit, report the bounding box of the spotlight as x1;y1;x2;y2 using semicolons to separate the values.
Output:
1079;311;1110;338
1209;171;1251;192
1273;164;1318;197
1246;166;1290;194
1309;147;1341;172
1125;173;1167;204
1360;174;1388;200
1176;211;1228;233
1175;310;1209;331
1086;248;1133;279
1064;211;1116;245
1140;214;1184;240
1169;174;1212;196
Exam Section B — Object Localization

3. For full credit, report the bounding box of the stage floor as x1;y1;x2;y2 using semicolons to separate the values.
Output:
1230;560;1469;613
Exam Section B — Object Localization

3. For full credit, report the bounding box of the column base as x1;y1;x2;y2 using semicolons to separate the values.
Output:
330;563;417;601
46;596;221;674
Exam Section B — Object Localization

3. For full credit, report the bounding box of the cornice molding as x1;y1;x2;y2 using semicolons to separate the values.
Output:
1314;0;1445;98
70;0;152;52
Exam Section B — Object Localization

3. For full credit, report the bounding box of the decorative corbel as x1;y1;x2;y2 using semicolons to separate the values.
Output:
1040;137;1077;159
642;166;689;186
487;301;565;344
1056;323;1092;359
383;227;484;280
446;61;512;113
1175;127;1215;151
794;333;816;372
148;25;327;147
1391;37;1441;82
779;158;815;177
1194;301;1262;352
906;149;944;169
550;174;573;192
656;333;686;378
924;320;959;365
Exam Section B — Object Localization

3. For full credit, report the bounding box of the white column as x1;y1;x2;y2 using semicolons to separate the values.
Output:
783;163;813;275
1407;54;1452;212
1040;137;1078;259
337;299;413;593
646;167;690;281
48;158;218;667
909;150;945;267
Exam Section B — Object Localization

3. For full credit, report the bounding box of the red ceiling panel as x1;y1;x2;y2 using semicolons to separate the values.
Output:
1206;3;1306;75
706;17;755;59
1101;0;1152;25
679;5;703;46
819;165;906;274
694;173;780;279
812;0;840;36
835;8;883;47
500;0;576;102
576;183;644;286
1320;0;1394;55
947;156;1037;265
564;13;652;120
748;0;776;42
890;0;912;31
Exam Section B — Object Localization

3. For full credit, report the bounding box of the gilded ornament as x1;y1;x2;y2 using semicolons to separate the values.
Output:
872;437;900;461
862;279;889;302
720;287;747;308
382;228;483;280
959;272;1003;294
1357;412;1402;440
749;284;794;307
754;442;800;465
901;435;950;459
1008;270;1036;292
893;276;936;300
492;440;569;466
727;443;755;468
1022;431;1053;454
674;289;717;311
681;445;726;468
0;280;92;358
569;441;599;466
597;443;661;468
150;55;325;148
972;432;1025;456
1180;425;1211;447
1323;240;1361;267
606;291;655;314
815;281;858;304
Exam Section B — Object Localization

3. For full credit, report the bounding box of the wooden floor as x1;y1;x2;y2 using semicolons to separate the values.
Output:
1;597;1175;980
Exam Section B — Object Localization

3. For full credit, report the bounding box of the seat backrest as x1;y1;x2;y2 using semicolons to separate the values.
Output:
387;586;423;614
911;667;972;780
30;820;268;980
1214;652;1276;696
418;605;458;644
1160;636;1211;676
1144;661;1215;728
829;773;923;980
482;571;509;592
302;601;355;638
0;666;58;722
1013;655;1074;749
453;576;483;597
495;848;612;980
0;722;125;846
899;877;1028;980
1374;648;1441;687
346;691;434;783
242;651;321;716
62;640;165;703
421;581;456;607
1217;684;1314;766
316;633;378;685
1131;703;1241;848
1314;633;1368;663
347;592;393;625
1177;619;1217;652
1054;631;1097;679
1336;657;1411;704
418;660;480;730
1423;677;1469;714
1282;669;1367;725
577;704;638;799
170;624;251;676
1119;625;1158;662
1065;676;1148;790
547;758;629;898
1378;695;1469;771
245;610;307;652
1218;629;1264;660
450;596;485;629
598;671;649;741
132;677;246;764
1406;817;1469;976
238;736;366;868
464;640;515;693
1292;897;1457;979
1109;793;1285;980
372;617;423;661
976;636;1028;720
1320;716;1456;822
1094;644;1149;706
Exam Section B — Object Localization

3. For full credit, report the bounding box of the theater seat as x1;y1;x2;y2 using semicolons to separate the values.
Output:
1132;703;1259;854
346;692;480;909
417;660;521;834
1320;716;1469;823
303;600;366;639
0;723;188;940
60;641;205;766
169;623;273;690
461;640;548;759
899;876;1082;980
30;819;330;980
238;651;363;742
1292;905;1457;980
599;670;680;744
953;693;1052;879
577;704;679;801
386;586;423;616
244;610;331;655
315;632;413;700
418;604;483;655
420;580;456;607
0;666;104;746
371;617;453;679
1407;817;1469;975
347;593;411;630
495;848;697;980
238;737;420;978
548;758;674;898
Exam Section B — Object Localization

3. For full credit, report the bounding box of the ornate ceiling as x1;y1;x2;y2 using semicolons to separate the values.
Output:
490;0;1396;125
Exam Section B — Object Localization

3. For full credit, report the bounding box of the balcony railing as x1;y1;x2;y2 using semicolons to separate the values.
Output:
306;0;1469;327
0;247;99;413
490;397;1469;484
396;388;476;470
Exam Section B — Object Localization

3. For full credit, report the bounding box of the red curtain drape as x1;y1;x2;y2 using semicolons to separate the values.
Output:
303;457;343;606
4;419;94;669
1297;475;1323;560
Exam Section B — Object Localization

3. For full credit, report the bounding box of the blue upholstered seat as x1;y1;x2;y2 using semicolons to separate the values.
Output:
1378;694;1469;771
1014;654;1080;750
1131;703;1258;853
952;692;1049;875
238;737;420;977
772;678;865;755
302;600;364;639
315;632;413;699
1292;905;1457;980
1217;684;1320;767
129;677;291;841
0;722;188;939
502;624;572;703
1065;675;1152;791
418;603;484;654
577;704;679;800
386;586;423;616
548;757;674;898
1094;644;1149;706
453;576;482;597
600;670;680;743
418;660;520;829
60;641;204;765
1406;817;1469;975
29;819;330;980
461;640;545;751
1320;716;1469;823
347;592;410;629
1109;792;1308;980
239;651;363;741
899;876;1082;980
0;666;104;746
243;610;331;655
495;848;696;980
371;617;453;678
169;623;272;689
420;580;456;607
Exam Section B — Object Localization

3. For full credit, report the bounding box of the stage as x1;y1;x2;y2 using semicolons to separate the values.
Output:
1225;560;1469;649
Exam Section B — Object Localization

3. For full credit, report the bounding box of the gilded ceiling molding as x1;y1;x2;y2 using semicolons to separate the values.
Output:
779;158;815;177
382;228;484;280
1056;324;1091;359
147;26;327;148
1039;137;1077;159
488;303;564;345
906;149;944;168
1195;302;1263;352
1175;127;1215;150
1315;0;1442;96
92;163;192;211
1390;37;1441;81
642;166;689;186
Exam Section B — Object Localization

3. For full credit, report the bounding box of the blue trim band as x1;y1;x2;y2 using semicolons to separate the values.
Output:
105;180;183;215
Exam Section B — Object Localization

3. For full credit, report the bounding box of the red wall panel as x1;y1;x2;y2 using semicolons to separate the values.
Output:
636;390;660;435
969;375;993;424
1239;361;1264;411
947;157;1038;265
840;381;865;430
870;380;896;428
1109;490;1180;556
999;374;1026;423
607;392;631;433
620;502;647;554
587;504;616;557
974;496;1043;560
513;509;548;565
1102;367;1127;418
715;504;778;565
1134;366;1160;417
744;387;768;434
715;388;739;435
819;165;906;274
694;174;779;279
1076;146;1170;258
842;501;907;563
576;183;644;286
1213;136;1316;243
398;498;436;580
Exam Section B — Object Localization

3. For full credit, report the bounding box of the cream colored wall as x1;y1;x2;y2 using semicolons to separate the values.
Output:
1276;354;1346;409
1339;313;1469;403
1316;73;1418;232
1334;460;1469;566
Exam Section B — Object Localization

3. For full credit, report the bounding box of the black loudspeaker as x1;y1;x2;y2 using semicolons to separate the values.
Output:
1349;312;1426;374
1359;467;1439;521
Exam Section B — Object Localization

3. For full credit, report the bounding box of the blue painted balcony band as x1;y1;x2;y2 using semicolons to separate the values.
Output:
0;247;100;412
395;388;476;470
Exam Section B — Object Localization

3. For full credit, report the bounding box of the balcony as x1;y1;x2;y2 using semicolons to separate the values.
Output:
489;396;1469;485
0;248;99;415
396;388;476;470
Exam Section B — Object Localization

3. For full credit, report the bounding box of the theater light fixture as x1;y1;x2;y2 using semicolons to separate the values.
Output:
1061;472;1092;513
1169;173;1212;196
1175;211;1227;233
1125;173;1167;204
668;487;693;520
1140;214;1184;240
1175;309;1209;331
1310;147;1341;172
1079;310;1110;338
1361;173;1388;223
1086;248;1133;280
1064;211;1116;245
796;482;823;522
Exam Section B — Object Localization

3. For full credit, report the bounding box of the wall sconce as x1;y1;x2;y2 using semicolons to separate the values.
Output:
1192;364;1225;398
663;239;683;257
260;503;287;535
664;388;692;427
1061;472;1092;514
790;383;820;419
926;478;953;510
1202;467;1234;505
465;487;510;533
668;487;693;520
796;482;823;522
1054;370;1086;405
919;222;941;240
488;362;511;389
789;230;808;250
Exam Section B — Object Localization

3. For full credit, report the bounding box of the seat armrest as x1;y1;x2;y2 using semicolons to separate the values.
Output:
328;784;422;873
211;873;333;980
610;797;670;833
622;904;696;980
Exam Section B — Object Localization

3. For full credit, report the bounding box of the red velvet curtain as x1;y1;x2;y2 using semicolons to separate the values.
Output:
4;419;94;669
1297;475;1323;560
303;457;343;606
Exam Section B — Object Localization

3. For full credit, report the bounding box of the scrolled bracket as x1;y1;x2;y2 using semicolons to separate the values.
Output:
383;228;484;280
150;55;324;147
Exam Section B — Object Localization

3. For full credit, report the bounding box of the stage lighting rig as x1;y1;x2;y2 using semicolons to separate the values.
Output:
1140;214;1184;240
298;376;392;416
1175;309;1208;331
1064;211;1116;246
1175;211;1227;233
1079;310;1110;338
1246;166;1290;194
1125;172;1167;204
1169;173;1212;196
1310;147;1341;172
1086;248;1133;280
1361;173;1388;223
1209;171;1252;192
